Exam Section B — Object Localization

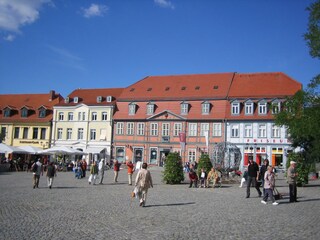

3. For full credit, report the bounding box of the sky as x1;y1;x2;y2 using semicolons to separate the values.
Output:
0;0;319;97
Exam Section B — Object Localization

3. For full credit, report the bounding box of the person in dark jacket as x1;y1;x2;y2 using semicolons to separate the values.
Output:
259;159;269;197
46;162;56;189
246;158;262;198
189;169;198;188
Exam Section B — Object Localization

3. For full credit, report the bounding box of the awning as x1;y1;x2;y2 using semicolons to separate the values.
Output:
85;147;106;154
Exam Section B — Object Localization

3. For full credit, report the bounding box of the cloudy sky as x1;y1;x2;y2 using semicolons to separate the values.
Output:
0;0;319;97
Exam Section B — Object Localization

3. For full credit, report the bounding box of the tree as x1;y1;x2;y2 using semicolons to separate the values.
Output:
197;154;213;176
162;152;184;184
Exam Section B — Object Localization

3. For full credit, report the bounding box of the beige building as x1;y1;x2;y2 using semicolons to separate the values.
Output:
52;88;123;163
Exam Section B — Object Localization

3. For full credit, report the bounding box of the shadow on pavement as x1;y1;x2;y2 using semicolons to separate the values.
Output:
144;202;195;208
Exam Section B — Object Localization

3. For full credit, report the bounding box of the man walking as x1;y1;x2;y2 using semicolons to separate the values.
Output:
246;158;262;198
32;158;43;189
135;163;153;207
46;161;56;189
287;161;298;203
98;159;105;184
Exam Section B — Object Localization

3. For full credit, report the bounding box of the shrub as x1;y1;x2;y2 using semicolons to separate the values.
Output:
162;152;184;184
286;153;309;186
197;154;213;176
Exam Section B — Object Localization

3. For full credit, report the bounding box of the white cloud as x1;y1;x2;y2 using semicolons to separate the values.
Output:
0;0;51;32
154;0;175;10
3;34;15;41
82;3;109;18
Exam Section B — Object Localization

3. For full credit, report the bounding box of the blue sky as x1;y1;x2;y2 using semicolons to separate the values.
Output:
0;0;319;97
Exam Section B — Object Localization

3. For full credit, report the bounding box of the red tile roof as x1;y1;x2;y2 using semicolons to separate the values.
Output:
56;88;124;106
0;90;63;123
228;72;302;99
118;73;235;101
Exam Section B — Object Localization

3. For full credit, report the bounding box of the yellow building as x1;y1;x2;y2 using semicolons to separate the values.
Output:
0;91;63;153
52;88;123;163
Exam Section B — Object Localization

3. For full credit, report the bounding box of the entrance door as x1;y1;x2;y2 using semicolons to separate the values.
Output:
133;148;143;163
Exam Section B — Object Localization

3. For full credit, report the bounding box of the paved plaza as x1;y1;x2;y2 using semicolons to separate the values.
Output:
0;166;319;240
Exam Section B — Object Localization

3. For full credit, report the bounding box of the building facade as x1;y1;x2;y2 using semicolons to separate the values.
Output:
52;88;123;163
0;90;63;153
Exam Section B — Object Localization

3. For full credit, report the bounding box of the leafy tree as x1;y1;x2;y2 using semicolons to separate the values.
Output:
162;152;184;184
197;154;213;176
286;153;309;186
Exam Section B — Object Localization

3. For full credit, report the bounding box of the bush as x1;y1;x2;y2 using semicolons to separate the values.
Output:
197;154;213;176
162;152;184;184
286;153;309;186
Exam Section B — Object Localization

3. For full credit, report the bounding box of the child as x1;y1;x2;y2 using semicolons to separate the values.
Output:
199;168;207;188
239;168;248;188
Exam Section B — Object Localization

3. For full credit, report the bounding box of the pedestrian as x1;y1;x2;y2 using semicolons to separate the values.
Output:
246;158;262;198
259;159;269;196
207;167;219;188
239;168;248;188
46;161;57;189
135;160;142;171
135;162;153;207
199;168;207;188
81;158;87;178
261;166;279;205
188;169;198;188
126;160;134;185
287;161;298;203
31;158;43;189
98;159;105;184
113;160;121;183
88;161;98;185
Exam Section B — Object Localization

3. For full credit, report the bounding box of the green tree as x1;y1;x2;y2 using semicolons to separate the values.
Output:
162;152;184;184
197;154;213;176
286;153;309;186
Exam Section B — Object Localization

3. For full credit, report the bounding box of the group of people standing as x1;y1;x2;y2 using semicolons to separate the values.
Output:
188;167;221;188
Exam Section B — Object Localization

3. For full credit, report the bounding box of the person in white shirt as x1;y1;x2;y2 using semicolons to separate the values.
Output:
98;159;105;184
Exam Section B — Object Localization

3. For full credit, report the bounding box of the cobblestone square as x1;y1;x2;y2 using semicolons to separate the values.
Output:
0;167;319;240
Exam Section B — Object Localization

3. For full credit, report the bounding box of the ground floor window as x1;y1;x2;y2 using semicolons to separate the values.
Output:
116;147;125;162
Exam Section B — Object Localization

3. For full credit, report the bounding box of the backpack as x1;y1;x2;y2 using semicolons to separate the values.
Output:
32;163;38;173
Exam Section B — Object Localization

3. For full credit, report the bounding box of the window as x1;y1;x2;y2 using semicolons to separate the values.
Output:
258;124;267;138
102;112;108;121
21;108;28;118
150;123;158;136
213;123;222;137
67;128;72;140
1;127;6;139
162;123;170;136
188;123;197;136
116;122;124;135
272;101;281;114
231;124;239;138
39;108;46;118
245;102;253;115
244;124;252;138
57;128;63;140
188;149;196;162
23;127;28;139
40;128;46;139
116;147;125;162
68;112;73;121
127;122;134;135
231;102;240;115
137;123;145;136
90;129;96;140
59;112;64;121
174;123;182;136
258;101;267;115
78;128;84;140
32;128;38;139
91;112;97;121
147;103;154;115
4;109;11;117
202;102;210;114
200;123;209;136
181;102;189;115
14;127;20;139
272;125;281;138
129;103;136;115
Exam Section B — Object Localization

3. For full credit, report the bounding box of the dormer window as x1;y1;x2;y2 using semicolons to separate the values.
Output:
3;108;11;117
231;101;240;115
129;102;136;115
244;100;254;115
21;108;28;118
147;102;155;115
106;96;112;102
201;101;210;114
97;96;102;103
258;100;267;115
271;100;281;114
38;108;46;118
181;101;189;115
74;97;79;103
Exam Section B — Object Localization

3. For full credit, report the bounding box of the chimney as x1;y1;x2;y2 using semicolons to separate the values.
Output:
49;90;55;101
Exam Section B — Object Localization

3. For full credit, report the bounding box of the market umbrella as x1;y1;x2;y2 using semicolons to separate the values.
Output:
38;146;87;155
0;143;27;154
17;146;42;154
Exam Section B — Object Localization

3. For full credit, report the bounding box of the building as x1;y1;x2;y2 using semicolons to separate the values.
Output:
112;73;234;164
225;72;302;170
0;90;63;153
52;88;123;163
